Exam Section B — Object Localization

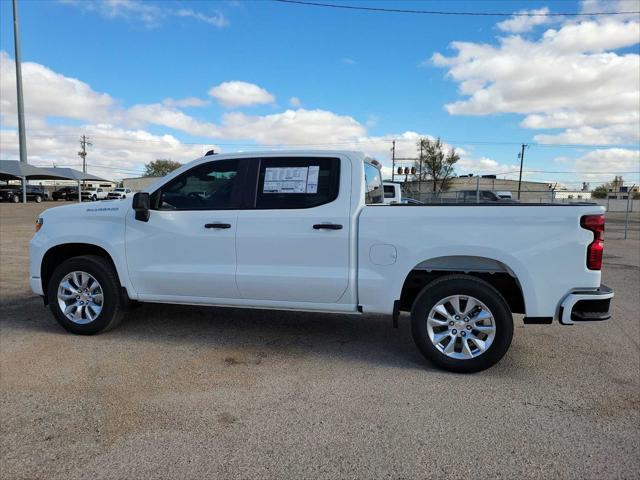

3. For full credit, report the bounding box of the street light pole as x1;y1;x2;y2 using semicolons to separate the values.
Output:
12;0;28;204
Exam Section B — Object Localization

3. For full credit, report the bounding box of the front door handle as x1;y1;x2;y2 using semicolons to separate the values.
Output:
313;223;343;230
205;223;231;229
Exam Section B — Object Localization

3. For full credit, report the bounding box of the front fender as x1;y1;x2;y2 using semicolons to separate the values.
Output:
29;212;138;299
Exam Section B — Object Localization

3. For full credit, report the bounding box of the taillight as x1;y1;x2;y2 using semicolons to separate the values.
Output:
581;214;605;270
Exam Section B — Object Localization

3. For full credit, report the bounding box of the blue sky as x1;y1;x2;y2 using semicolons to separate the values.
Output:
0;0;638;186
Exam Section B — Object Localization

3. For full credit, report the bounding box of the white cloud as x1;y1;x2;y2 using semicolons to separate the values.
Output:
0;125;212;180
289;97;302;107
59;0;229;28
534;124;639;145
573;148;640;178
432;11;640;145
497;8;552;33
208;81;275;108
127;103;220;137
0;51;114;128
220;109;365;145
175;8;228;28
162;97;210;108
365;114;379;128
341;58;356;65
60;0;162;26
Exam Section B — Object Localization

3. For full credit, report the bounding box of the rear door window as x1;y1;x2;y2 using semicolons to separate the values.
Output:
255;157;340;209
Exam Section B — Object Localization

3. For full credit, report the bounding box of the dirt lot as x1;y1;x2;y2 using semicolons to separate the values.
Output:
1;203;639;479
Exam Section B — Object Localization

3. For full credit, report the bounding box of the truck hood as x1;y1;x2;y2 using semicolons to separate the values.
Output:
41;198;132;222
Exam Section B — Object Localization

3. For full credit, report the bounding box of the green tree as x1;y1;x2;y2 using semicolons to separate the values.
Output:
144;159;181;177
414;137;460;192
591;185;608;199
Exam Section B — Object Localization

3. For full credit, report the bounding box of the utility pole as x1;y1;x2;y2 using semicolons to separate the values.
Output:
13;0;28;203
78;135;92;188
391;140;396;182
418;140;423;193
517;143;528;201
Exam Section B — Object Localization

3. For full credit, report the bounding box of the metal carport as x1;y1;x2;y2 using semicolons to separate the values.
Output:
0;160;112;203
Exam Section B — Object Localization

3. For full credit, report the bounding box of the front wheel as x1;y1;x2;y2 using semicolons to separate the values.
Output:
12;195;19;203
47;255;125;334
411;275;513;373
35;195;42;203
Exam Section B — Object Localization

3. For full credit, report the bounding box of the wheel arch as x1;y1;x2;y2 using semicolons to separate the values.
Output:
399;255;526;314
41;243;122;301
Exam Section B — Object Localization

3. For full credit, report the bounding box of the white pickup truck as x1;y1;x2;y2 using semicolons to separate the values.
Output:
29;151;613;372
84;187;109;201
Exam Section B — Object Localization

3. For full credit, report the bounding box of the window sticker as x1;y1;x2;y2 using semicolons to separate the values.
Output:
306;166;319;194
264;166;315;194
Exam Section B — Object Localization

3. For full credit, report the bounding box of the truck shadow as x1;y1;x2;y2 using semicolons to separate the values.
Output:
1;299;434;371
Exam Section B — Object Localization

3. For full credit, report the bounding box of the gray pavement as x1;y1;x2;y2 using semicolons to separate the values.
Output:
1;203;639;479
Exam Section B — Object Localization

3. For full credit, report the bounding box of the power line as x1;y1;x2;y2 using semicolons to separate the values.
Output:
273;0;640;16
7;133;640;149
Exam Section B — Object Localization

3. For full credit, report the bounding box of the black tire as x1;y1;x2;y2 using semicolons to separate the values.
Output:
411;275;513;373
47;255;125;335
92;195;97;201
12;195;19;203
35;195;42;203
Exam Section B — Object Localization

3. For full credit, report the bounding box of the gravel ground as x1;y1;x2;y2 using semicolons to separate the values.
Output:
1;203;639;479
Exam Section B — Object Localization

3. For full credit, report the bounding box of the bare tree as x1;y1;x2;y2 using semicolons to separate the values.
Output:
414;137;459;192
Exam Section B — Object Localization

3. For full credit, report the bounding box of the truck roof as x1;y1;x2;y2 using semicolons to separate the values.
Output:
196;150;367;160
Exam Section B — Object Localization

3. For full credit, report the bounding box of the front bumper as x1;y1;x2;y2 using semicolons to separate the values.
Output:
558;284;614;325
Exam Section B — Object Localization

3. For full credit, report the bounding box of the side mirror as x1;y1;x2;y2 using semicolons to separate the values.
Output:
132;192;150;222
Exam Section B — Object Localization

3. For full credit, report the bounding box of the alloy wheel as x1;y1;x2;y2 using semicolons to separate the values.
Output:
57;271;104;324
426;294;496;360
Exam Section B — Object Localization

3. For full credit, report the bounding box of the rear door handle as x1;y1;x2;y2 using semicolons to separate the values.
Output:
313;223;343;230
204;223;231;229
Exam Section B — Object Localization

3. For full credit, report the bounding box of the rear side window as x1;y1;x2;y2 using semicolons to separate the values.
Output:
364;163;383;204
255;157;340;209
152;159;239;210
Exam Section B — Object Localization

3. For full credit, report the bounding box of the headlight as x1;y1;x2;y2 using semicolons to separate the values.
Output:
35;217;44;232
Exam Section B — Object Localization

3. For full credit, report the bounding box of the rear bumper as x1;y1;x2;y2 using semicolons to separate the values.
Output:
558;284;613;325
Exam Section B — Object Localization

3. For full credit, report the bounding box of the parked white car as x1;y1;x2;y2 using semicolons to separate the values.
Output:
106;188;132;199
29;151;613;372
84;188;108;201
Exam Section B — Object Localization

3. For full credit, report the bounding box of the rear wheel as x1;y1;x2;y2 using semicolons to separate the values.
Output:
12;195;19;203
35;195;42;203
411;275;513;373
47;255;125;334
